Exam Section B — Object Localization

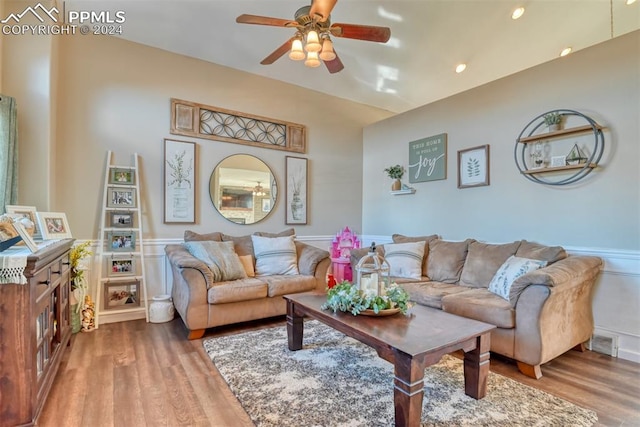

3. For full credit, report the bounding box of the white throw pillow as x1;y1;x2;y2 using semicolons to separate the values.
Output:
384;241;425;279
183;240;247;282
488;255;547;300
251;235;299;276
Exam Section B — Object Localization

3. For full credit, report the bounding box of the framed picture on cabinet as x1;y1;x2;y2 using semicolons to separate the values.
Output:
109;167;136;185
5;205;41;240
13;220;38;252
36;212;73;239
457;144;490;189
285;156;308;225
164;139;196;224
103;280;140;310
107;187;136;208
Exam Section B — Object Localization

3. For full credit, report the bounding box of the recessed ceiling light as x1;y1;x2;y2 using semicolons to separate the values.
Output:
560;47;572;57
626;0;636;5
455;63;467;73
512;7;525;20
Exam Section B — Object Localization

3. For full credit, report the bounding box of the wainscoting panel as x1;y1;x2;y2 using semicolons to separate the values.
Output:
84;237;639;363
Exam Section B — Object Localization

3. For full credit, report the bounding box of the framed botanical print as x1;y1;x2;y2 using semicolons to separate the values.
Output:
285;156;308;225
164;139;196;224
457;144;490;189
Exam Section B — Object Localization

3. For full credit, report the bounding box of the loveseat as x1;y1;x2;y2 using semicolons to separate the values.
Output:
165;229;330;339
352;234;603;379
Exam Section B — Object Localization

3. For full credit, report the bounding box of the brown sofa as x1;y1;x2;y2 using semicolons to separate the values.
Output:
165;229;330;339
352;234;603;379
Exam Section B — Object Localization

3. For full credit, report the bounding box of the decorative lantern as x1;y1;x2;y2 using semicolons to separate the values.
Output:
355;242;390;296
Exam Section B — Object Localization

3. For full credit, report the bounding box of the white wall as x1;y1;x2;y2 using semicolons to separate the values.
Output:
362;31;640;362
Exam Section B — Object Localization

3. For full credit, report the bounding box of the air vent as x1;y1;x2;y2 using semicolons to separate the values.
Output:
588;333;619;357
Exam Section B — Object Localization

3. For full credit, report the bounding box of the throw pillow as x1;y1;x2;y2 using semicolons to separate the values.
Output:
384;241;425;279
238;254;255;277
221;233;254;257
183;240;247;282
253;228;296;238
391;234;438;277
488;255;547;301
459;241;521;288
516;240;567;264
251;235;299;276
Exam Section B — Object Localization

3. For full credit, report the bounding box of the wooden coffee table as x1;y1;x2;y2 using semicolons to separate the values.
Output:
284;293;496;427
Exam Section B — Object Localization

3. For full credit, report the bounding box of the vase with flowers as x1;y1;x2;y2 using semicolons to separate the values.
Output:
69;241;92;333
384;164;405;191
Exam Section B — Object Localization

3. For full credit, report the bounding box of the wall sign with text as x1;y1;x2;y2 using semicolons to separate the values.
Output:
408;133;447;183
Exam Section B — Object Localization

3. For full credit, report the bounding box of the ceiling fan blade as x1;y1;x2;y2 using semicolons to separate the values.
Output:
330;23;391;43
236;14;293;27
260;37;295;65
324;52;344;74
309;0;338;22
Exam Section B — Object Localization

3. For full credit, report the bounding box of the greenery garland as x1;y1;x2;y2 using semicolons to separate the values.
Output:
321;281;412;316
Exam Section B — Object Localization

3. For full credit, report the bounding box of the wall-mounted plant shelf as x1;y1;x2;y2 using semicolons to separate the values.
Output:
514;109;605;186
390;189;416;195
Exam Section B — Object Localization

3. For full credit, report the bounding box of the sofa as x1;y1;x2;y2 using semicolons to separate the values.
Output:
351;234;603;379
165;229;330;339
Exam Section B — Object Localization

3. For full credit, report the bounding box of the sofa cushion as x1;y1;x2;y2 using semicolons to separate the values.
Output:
488;256;547;301
207;278;268;304
384;241;425;279
221;233;254;257
295;241;330;276
251;235;299;275
254;228;296;238
350;245;385;268
238;254;255;277
516;240;567;264
258;275;317;297
391;234;438;277
459;241;521;288
183;241;247;282
427;239;474;283
442;288;515;328
401;281;473;309
184;230;223;242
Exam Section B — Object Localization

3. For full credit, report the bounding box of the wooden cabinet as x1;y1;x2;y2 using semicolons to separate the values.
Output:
0;239;74;427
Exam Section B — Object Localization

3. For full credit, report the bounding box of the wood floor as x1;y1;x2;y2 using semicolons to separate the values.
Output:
39;317;640;427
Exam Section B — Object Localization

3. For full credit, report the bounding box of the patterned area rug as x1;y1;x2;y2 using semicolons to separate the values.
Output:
203;320;597;427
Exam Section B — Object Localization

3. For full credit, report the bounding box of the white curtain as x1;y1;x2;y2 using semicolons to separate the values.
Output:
0;94;18;214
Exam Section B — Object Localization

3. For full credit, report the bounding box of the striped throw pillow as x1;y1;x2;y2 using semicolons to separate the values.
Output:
251;235;299;276
384;241;425;279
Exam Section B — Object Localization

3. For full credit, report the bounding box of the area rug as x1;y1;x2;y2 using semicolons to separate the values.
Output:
203;320;597;427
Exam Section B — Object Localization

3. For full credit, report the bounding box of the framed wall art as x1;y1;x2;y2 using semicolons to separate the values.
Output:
103;280;140;310
408;133;447;183
109;167;136;185
285;156;308;225
164;139;196;224
107;187;136;208
107;257;136;277
36;212;73;239
5;205;41;240
107;231;136;252
109;211;134;228
457;144;490;189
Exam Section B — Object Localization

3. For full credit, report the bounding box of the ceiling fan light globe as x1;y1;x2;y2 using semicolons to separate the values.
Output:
289;39;305;60
319;39;336;61
305;30;322;52
305;51;321;67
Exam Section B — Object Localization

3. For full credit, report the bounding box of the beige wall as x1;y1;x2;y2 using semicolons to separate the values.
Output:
363;31;639;251
47;34;391;238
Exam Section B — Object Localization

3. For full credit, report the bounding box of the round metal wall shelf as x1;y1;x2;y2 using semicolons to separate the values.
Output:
514;109;605;186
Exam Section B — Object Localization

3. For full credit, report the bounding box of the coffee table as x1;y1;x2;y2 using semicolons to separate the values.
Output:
284;293;496;427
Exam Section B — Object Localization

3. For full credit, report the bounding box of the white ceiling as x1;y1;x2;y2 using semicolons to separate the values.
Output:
68;0;639;113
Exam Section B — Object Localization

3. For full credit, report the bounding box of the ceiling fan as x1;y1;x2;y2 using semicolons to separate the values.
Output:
236;0;391;74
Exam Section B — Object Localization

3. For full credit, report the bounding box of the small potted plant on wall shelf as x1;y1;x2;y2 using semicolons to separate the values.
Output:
384;164;404;191
543;112;562;132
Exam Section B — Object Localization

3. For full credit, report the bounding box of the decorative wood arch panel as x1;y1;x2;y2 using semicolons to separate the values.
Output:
170;98;307;154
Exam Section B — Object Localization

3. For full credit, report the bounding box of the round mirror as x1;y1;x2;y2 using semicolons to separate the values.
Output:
209;154;277;225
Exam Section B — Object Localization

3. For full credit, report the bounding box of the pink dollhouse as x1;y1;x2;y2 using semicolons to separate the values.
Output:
329;226;361;283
